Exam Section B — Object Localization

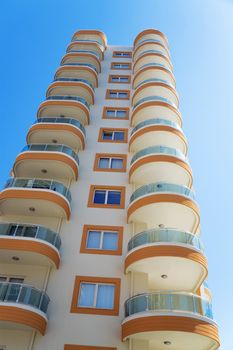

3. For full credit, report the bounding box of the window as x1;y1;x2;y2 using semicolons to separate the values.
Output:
111;62;132;70
80;225;123;255
98;128;128;143
106;89;130;100
94;153;127;172
88;185;125;209
70;276;121;315
113;51;132;58
108;75;131;84
102;107;129;120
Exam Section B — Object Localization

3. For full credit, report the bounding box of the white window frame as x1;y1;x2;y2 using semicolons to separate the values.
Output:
78;282;115;309
86;230;118;250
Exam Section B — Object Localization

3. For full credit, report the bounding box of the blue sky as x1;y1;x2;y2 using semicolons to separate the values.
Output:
0;0;232;347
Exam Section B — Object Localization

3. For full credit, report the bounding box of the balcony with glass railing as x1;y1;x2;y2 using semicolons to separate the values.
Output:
133;95;177;110
46;95;90;110
134;51;173;73
0;282;50;334
71;30;107;49
127;182;199;233
133;38;170;62
66;42;103;60
61;62;98;73
133;63;176;89
133;30;169;50
54;77;94;90
0;223;61;267
61;53;101;73
122;292;220;349
0;178;72;220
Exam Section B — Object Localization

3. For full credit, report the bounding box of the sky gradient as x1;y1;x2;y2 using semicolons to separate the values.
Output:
1;0;232;348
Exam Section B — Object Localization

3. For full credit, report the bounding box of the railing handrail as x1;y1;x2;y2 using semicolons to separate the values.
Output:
131;118;182;136
135;49;169;60
3;178;72;203
21;144;79;165
0;222;61;249
36;117;86;136
61;62;98;73
65;49;99;58
53;77;94;89
73;39;104;48
127;228;204;252
133;95;176;110
130;145;186;165
130;182;195;203
134;78;174;90
136;62;172;73
135;38;168;49
46;95;90;109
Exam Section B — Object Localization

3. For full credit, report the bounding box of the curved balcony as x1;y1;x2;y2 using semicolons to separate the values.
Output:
122;292;220;350
125;228;207;291
71;30;107;49
61;62;98;73
133;95;177;111
61;52;101;73
129;146;192;187
66;41;104;60
133;49;173;73
67;49;99;58
46;80;94;105
0;178;71;220
27;118;85;151
129;118;187;155
54;65;98;88
0;223;61;268
13;144;79;182
131;96;182;128
133;40;170;62
54;77;94;89
133;63;176;89
127;182;199;233
0;282;49;335
132;80;179;107
37;95;90;126
133;29;169;50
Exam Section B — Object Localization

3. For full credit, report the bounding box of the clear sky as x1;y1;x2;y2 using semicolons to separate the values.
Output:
0;0;232;347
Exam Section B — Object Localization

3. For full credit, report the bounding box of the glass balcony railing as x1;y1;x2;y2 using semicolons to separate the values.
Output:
133;96;176;110
4;178;72;203
135;39;168;49
0;282;50;314
61;62;98;73
73;39;104;49
131;118;182;136
36;117;86;136
134;78;174;90
130;145;186;165
125;292;213;319
128;228;204;252
53;77;94;90
21;144;79;165
66;49;100;58
136;62;172;73
0;223;61;250
46;95;90;110
130;182;195;203
136;49;168;60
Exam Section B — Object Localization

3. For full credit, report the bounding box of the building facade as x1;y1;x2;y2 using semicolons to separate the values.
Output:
0;29;220;350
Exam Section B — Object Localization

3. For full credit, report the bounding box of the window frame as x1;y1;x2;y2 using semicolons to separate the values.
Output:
112;51;132;58
106;89;130;100
111;62;132;70
108;75;131;84
102;107;129;120
88;185;125;209
80;225;123;256
98;128;128;144
93;153;127;173
70;276;121;316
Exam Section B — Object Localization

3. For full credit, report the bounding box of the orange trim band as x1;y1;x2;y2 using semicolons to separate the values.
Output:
127;193;200;223
27;123;85;150
129;154;192;186
0;189;71;219
70;276;121;316
129;124;186;149
80;225;123;256
122;315;220;346
131;101;182;127
46;81;95;104
0;305;47;335
0;237;60;268
125;245;208;274
133;29;169;47
37;100;90;125
13;152;78;180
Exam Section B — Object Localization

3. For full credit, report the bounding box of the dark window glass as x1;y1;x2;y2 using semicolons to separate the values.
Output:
107;191;121;205
93;190;106;204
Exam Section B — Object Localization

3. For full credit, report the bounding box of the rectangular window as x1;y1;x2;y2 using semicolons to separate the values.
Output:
98;128;128;143
70;276;121;316
94;153;127;172
102;107;129;120
88;185;125;209
80;225;123;256
111;62;132;70
108;75;131;84
106;89;130;100
113;51;132;58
